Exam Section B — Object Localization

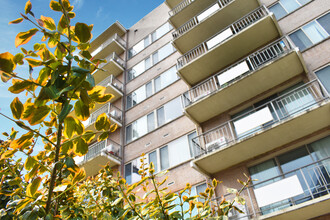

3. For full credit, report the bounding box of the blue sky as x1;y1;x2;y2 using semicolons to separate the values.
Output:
0;0;164;140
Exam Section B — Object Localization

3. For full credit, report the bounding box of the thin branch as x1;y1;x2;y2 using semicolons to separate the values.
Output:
151;175;169;220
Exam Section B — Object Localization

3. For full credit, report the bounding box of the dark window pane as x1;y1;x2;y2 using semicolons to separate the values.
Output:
269;3;287;20
277;146;313;173
126;125;132;143
126;94;132;109
125;163;132;184
160;146;169;170
317;13;330;34
289;29;313;50
316;65;330;93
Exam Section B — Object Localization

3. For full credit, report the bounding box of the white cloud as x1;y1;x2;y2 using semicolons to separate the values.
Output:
72;0;84;10
96;7;103;18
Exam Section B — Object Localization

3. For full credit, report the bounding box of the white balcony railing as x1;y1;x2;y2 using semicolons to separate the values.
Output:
99;52;125;69
169;0;195;17
98;75;123;93
83;103;123;128
191;80;329;158
177;6;269;69
91;33;126;57
172;0;234;39
214;158;330;219
183;37;295;107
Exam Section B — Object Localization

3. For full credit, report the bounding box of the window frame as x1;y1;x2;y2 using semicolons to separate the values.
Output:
268;0;313;20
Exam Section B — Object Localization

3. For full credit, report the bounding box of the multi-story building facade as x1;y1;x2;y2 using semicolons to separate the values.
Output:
77;0;330;219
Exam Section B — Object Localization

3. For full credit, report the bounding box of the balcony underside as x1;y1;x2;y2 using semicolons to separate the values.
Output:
185;51;306;123
93;41;125;60
173;0;260;53
80;154;121;177
179;15;281;86
192;101;330;174
262;194;330;220
166;0;184;9
169;0;216;28
93;62;124;84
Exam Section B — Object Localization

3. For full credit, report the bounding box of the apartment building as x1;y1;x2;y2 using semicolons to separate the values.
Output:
77;0;330;219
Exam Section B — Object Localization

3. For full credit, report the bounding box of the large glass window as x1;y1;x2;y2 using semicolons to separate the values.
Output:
269;0;311;20
249;136;330;215
125;158;142;185
316;65;330;93
289;13;330;51
128;22;173;59
126;66;178;110
127;42;176;82
126;97;183;143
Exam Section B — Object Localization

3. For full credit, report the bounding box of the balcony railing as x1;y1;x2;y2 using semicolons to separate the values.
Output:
83;103;123;128
215;158;330;219
169;0;195;17
172;0;234;39
98;75;123;93
191;80;329;158
99;52;125;69
183;37;294;107
177;6;269;69
82;139;122;163
91;33;126;57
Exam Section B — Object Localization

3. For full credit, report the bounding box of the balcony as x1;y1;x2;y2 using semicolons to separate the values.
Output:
217;158;330;220
90;33;126;60
166;0;186;9
76;139;122;177
97;75;123;104
83;103;123;132
191;80;330;174
169;0;217;28
172;0;260;53
93;52;125;83
183;37;306;123
177;6;281;86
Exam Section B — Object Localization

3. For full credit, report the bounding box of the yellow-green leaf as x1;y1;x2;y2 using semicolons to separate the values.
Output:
14;53;24;65
0;52;16;74
26;177;41;197
40;15;56;30
15;28;38;47
72;169;86;184
64;116;84;139
25;58;42;67
74;138;88;156
9;18;24;24
95;113;110;131
49;1;62;11
10;132;34;150
25;0;32;15
75;23;91;43
10;97;24;119
74;100;89;121
8;79;34;94
22;104;51;126
98;132;109;142
24;156;37;171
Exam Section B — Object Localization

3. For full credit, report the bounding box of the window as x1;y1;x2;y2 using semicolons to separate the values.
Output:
126;97;183;143
126;66;178;109
125;132;197;184
316;65;330;93
127;43;176;81
128;22;173;59
269;0;312;20
249;136;330;215
289;13;330;51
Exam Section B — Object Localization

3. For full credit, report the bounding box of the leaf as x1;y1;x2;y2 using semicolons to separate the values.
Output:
82;131;95;143
8;79;34;94
72;169;86;184
64;116;84;139
25;164;39;182
25;58;43;67
24;156;37;171
75;23;91;43
226;188;238;194
49;1;62;11
72;66;90;75
10;97;24;119
58;102;73;122
85;73;95;87
74;100;89;121
95;113;110;131
40;15;56;30
63;0;74;11
14;53;24;65
26;177;42;197
98;132;109;142
15;28;38;47
234;196;246;205
9;18;24;24
10;132;34;150
25;0;32;15
74;138;88;156
0;52;16;73
22;104;51;126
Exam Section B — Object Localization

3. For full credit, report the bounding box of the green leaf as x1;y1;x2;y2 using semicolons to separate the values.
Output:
81;51;92;59
40;15;56;30
0;52;16;74
8;79;34;94
15;28;38;47
25;0;32;15
95;113;110;131
64;116;84;139
14;53;24;65
72;66;90;75
9;18;24;24
10;97;24;119
82;131;95;143
49;1;61;11
80;89;92;105
25;58;42;67
22;104;51;126
85;73;95;87
72;169;86;184
75;23;91;43
25;164;39;182
26;177;42;197
98;132;109;142
74;100;89;121
74;138;88;156
58;102;73;121
24;156;37;171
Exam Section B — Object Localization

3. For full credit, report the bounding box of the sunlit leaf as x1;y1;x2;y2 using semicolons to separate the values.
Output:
8;79;34;94
98;132;109;142
26;177;41;197
40;15;56;30
64;116;84;139
10;132;34;150
74;138;88;156
22;104;51;126
15;28;38;47
49;1;61;11
24;156;37;171
75;23;91;43
25;0;32;15
72;169;86;184
10;97;24;119
14;53;24;65
0;52;16;74
25;58;43;67
95;113;110;131
9;18;24;24
227;188;238;194
74;100;89;121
